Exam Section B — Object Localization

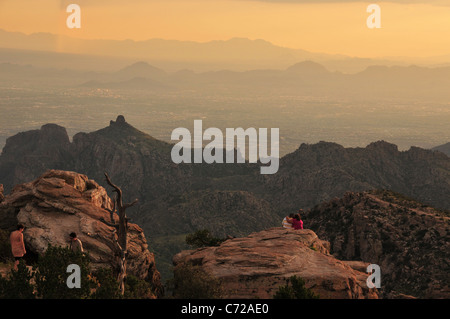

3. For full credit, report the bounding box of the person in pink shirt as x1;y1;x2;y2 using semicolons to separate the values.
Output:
291;213;304;230
10;224;26;270
288;209;304;230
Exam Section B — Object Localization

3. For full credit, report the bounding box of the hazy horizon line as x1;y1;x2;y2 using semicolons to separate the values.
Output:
2;27;450;62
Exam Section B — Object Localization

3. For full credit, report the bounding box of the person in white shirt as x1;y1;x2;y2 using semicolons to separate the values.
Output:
282;214;295;229
69;232;84;253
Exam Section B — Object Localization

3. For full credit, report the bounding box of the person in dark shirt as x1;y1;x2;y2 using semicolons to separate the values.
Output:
69;232;84;253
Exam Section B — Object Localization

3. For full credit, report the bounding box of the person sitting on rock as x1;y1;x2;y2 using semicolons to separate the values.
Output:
69;232;84;253
10;224;26;270
289;211;304;230
282;214;294;229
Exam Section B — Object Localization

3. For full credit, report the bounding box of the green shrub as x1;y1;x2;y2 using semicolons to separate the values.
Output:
34;245;93;299
0;260;34;299
0;229;12;263
170;263;224;299
90;267;121;299
0;245;151;299
185;229;224;248
273;276;319;299
124;274;155;299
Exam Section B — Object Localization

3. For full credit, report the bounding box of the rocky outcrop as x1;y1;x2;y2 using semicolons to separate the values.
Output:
161;190;280;238
0;184;4;203
173;227;379;299
432;142;450;157
0;124;72;191
305;190;450;299
262;140;450;213
0;169;163;298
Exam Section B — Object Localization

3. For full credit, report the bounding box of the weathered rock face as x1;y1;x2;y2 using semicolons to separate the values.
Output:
173;227;379;299
161;190;280;238
0;169;163;298
305;190;450;299
0;124;73;191
263;140;450;214
0;184;4;203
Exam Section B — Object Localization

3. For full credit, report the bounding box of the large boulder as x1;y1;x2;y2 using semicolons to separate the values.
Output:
0;169;163;298
173;227;379;299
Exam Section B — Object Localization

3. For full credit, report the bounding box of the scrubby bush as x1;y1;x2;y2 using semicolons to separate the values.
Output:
273;276;319;299
124;274;155;299
0;260;34;299
0;229;12;263
170;263;224;299
34;245;93;299
0;245;134;299
185;229;225;248
89;267;121;299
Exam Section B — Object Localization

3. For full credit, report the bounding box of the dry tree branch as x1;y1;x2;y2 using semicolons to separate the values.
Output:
99;172;139;295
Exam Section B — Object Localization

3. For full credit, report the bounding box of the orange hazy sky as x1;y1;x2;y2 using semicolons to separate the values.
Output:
0;0;450;58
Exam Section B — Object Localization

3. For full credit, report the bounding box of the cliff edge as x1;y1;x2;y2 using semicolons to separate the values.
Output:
173;227;379;299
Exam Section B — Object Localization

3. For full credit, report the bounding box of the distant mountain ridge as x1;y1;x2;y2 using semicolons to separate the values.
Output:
0;116;450;209
0;28;410;73
115;61;168;80
286;60;330;74
432;142;450;156
0;29;323;68
3;59;450;99
1;116;449;219
262;140;450;214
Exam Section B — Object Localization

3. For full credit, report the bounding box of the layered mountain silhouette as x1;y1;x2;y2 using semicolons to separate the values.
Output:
1;116;449;282
2;116;449;211
0;29;398;73
3;59;450;100
432;142;450;156
262;140;450;216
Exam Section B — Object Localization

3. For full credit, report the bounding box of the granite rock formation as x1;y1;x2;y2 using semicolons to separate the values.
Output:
305;190;450;299
262;141;450;215
0;169;163;298
173;227;379;299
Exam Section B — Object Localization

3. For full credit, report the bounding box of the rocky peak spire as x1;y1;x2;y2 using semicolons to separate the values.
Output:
110;115;127;126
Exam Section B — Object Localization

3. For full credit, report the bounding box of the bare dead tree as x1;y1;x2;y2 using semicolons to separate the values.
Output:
99;172;138;295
